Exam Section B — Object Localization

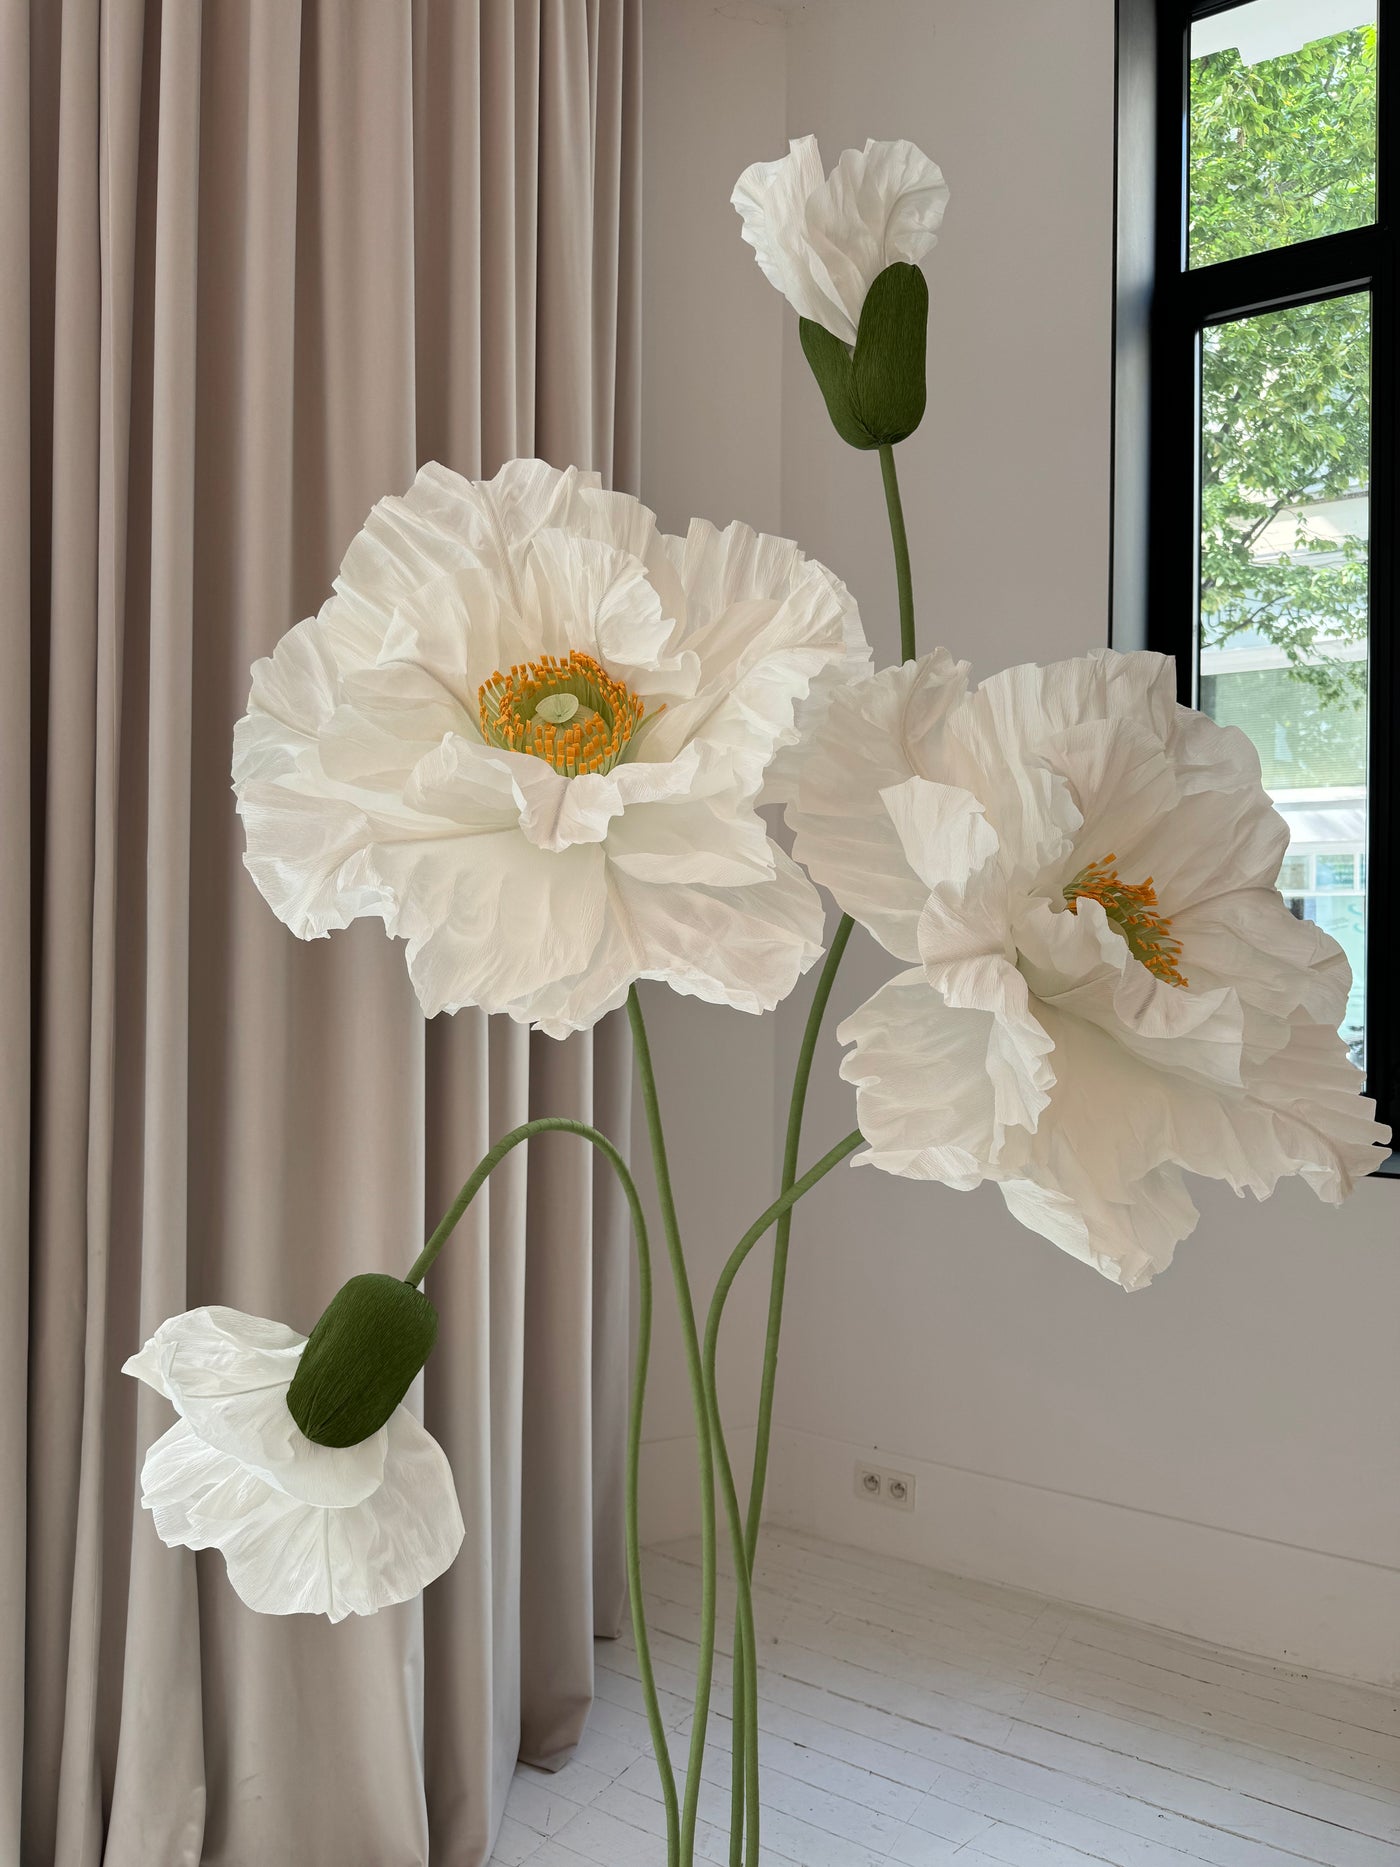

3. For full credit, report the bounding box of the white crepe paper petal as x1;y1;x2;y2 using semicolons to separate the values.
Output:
733;135;949;343
787;652;971;963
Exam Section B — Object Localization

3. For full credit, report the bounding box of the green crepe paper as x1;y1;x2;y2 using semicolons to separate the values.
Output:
286;1273;439;1448
799;261;929;449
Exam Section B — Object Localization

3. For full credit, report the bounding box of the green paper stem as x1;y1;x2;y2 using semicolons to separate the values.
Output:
405;1113;679;1862
880;443;916;663
627;986;715;1867
728;436;918;1857
703;1128;865;1867
726;912;854;1859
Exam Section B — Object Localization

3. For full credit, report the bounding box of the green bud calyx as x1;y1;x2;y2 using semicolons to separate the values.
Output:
286;1273;439;1448
800;261;929;450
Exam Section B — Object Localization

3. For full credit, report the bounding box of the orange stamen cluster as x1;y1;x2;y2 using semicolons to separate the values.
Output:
477;650;653;777
1064;854;1188;989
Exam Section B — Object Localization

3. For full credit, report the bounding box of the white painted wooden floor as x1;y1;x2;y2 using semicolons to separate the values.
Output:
493;1529;1400;1867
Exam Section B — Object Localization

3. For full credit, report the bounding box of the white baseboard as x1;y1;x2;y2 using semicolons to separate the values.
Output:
639;1425;759;1546
763;1424;1400;1688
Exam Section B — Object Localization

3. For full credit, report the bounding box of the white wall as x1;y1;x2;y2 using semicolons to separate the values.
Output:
641;0;1400;1685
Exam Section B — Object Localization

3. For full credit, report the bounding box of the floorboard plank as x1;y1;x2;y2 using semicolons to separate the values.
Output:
497;1533;1400;1867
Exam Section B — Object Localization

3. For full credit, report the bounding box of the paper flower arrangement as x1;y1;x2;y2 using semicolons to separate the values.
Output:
127;130;1387;1867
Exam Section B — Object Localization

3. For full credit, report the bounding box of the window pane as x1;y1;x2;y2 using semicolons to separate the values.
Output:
1198;292;1370;1065
1189;0;1377;269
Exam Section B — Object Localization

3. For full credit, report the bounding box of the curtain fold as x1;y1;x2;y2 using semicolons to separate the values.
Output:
4;3;642;1862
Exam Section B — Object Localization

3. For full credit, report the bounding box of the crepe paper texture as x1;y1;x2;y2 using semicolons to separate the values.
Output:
287;1273;439;1449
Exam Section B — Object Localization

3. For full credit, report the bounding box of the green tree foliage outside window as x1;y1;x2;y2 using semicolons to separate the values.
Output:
1191;27;1376;709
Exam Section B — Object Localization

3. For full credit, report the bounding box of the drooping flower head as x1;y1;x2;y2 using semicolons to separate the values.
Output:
234;459;869;1034
788;648;1388;1290
732;135;949;344
125;1304;463;1620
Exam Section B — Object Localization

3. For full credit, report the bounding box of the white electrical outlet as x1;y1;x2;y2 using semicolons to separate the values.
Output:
854;1461;916;1511
884;1468;915;1511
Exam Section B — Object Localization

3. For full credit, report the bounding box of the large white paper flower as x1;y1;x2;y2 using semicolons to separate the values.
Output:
234;459;867;1035
789;649;1388;1290
125;1307;464;1620
732;135;949;344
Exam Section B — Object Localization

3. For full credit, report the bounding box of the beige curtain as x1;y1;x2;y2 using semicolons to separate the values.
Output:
2;2;643;1862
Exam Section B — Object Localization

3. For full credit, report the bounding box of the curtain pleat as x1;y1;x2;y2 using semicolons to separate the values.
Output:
26;0;104;1854
5;3;642;1862
104;9;207;1857
0;0;31;1851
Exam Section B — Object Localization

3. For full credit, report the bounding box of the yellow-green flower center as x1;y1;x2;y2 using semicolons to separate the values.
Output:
477;650;655;777
1064;854;1188;989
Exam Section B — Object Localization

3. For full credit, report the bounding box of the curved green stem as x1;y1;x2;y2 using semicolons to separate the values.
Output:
405;1116;621;1288
727;915;855;1858
621;1160;679;1861
742;915;854;1561
703;1129;864;1866
880;442;916;662
627;987;715;1866
730;441;916;1857
405;1115;679;1861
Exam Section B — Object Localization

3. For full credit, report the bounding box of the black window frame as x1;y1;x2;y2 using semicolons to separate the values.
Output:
1113;0;1400;1151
